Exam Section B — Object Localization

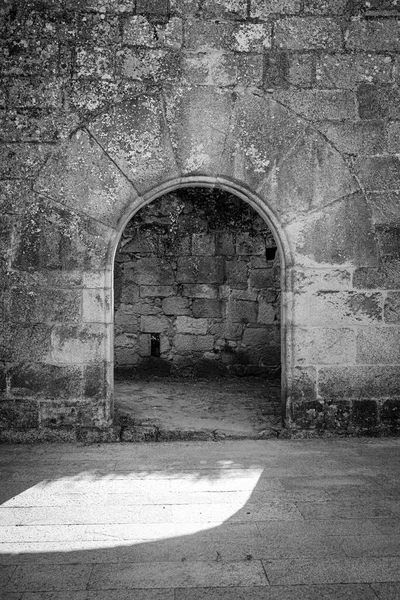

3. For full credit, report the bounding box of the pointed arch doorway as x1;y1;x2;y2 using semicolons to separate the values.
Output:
111;178;289;440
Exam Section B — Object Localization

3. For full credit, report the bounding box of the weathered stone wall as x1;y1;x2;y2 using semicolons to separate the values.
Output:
0;0;399;439
114;188;280;378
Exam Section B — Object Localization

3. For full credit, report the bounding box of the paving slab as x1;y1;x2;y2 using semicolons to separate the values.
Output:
1;439;400;597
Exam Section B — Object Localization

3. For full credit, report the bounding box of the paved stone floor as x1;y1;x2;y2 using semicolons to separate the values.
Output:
0;438;400;599
114;377;282;440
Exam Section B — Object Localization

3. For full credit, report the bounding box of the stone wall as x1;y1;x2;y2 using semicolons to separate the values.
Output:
114;188;280;378
0;0;399;439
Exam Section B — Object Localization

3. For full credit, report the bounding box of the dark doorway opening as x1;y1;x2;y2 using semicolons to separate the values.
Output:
113;187;282;439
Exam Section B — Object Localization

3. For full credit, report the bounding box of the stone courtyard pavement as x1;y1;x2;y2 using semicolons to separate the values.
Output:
0;439;400;599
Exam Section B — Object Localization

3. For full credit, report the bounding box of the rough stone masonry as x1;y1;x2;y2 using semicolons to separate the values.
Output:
0;0;399;441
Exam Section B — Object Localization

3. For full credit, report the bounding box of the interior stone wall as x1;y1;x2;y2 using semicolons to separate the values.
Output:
114;188;280;378
0;0;399;440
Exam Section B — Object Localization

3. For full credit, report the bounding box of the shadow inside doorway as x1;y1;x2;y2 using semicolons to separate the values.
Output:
114;377;282;442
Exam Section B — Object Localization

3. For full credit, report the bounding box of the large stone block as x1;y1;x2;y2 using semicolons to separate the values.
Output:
89;96;179;194
10;287;81;325
192;299;222;318
83;363;108;400
346;19;400;52
226;93;304;191
0;323;52;363
275;17;342;50
384;292;400;323
355;157;400;192
126;257;175;286
352;399;379;432
83;289;112;324
200;0;248;20
261;130;359;223
162;296;191;315
50;324;109;364
12;195;113;271
376;225;400;258
316;121;386;155
124;16;183;48
0;144;52;179
249;268;278;289
181;284;218;299
285;191;378;267
175;316;208;334
303;0;349;14
272;89;357;121
140;315;171;333
251;0;301;18
174;334;214;353
242;324;280;346
316;54;393;90
140;285;176;298
293;268;352;291
356;327;400;364
319;366;400;398
309;291;382;326
164;85;233;176
210;53;264;87
10;364;82;399
192;233;215;256
227;299;257;324
294;327;356;365
177;257;224;284
0;400;39;431
225;259;248;289
357;84;400;120
34;130;136;226
288;366;317;401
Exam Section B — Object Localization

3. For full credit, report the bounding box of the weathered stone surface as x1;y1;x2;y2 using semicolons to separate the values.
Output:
83;289;112;324
316;54;393;89
10;364;82;399
251;0;301;18
181;285;218;299
357;84;400;120
295;328;356;365
381;398;400;433
316;121;386;155
10;287;81;324
140;285;177;298
352;399;379;432
141;315;171;333
387;121;400;153
50;325;109;364
0;144;52;179
124;16;183;48
309;292;382;326
34;130;136;226
275;17;342;50
272;89;357;121
384;292;400;323
192;299;222;318
162;296;191;316
225;259;248;289
293;269;352;291
355;157;400;192
177;257;224;284
0;323;52;363
126;258;175;286
226;93;305;191
319;366;400;398
0;400;39;431
228;300;257;324
164;85;233;176
261;129;359;222
288;366;317;401
286;191;378;267
176;316;208;334
304;0;349;14
175;334;214;353
346;19;400;52
90;97;179;193
356;327;400;364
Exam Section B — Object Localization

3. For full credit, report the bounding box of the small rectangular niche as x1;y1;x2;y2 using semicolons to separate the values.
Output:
151;333;161;357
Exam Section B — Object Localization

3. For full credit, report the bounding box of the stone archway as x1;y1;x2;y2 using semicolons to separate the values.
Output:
109;178;292;437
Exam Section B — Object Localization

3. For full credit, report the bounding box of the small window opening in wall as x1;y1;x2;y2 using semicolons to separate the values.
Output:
151;333;161;357
265;247;277;261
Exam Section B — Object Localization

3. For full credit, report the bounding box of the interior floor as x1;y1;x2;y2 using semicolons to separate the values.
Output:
114;377;282;441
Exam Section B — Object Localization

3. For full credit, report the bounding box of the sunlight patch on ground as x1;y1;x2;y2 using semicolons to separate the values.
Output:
0;467;263;554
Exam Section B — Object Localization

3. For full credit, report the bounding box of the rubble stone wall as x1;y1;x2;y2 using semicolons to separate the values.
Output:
0;0;399;439
114;188;280;378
